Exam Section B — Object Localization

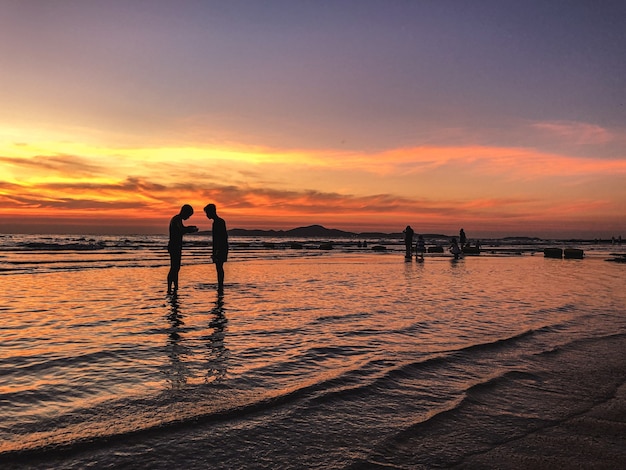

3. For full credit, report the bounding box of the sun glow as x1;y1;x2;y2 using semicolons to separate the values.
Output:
1;123;625;238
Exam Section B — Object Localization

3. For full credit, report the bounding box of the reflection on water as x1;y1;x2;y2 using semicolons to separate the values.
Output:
205;292;229;384
2;251;626;457
164;291;229;390
165;294;190;390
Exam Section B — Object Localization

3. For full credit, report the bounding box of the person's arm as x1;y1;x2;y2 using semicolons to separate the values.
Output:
180;218;198;234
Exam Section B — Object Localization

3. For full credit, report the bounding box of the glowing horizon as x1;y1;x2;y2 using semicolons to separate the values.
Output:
2;132;624;238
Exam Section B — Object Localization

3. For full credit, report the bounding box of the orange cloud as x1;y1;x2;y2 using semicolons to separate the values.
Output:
1;136;625;237
0;154;106;177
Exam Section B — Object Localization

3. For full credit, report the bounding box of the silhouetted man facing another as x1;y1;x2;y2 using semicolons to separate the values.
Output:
204;203;228;292
167;204;198;294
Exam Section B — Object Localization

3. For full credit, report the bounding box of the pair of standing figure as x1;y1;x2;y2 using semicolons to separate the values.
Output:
167;203;228;294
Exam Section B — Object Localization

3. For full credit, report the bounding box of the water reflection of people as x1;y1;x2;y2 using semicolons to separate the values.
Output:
204;204;229;293
166;294;191;390
206;292;228;383
163;292;229;389
167;204;199;295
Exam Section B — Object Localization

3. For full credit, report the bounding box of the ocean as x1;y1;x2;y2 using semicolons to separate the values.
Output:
1;233;626;469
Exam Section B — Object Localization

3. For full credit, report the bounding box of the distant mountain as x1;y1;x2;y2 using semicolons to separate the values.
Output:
226;225;448;239
285;225;355;238
228;224;356;238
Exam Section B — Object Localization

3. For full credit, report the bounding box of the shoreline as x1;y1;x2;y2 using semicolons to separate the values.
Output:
351;334;626;469
5;332;626;469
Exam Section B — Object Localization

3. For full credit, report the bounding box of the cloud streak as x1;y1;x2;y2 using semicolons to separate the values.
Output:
1;169;621;238
0;154;107;177
531;120;614;145
1;129;625;237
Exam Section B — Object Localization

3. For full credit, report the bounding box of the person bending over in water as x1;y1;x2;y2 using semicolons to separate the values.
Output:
167;204;198;294
204;203;229;292
450;237;462;260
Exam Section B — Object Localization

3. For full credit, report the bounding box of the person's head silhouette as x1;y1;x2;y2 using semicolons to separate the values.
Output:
204;203;217;219
180;204;194;219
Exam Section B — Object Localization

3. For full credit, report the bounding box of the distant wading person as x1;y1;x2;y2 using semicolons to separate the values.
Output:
403;225;414;259
450;237;462;260
459;228;467;247
167;204;198;294
204;203;228;292
415;234;425;261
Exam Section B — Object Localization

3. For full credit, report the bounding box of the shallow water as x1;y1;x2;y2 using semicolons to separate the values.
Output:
1;235;626;468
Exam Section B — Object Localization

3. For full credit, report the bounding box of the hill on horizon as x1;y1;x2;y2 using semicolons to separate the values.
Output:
219;224;448;239
226;224;357;238
195;225;607;241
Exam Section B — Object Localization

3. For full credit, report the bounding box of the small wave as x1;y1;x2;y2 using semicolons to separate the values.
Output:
455;328;538;354
312;311;372;324
534;331;626;358
1;349;131;375
0;363;377;461
462;369;539;397
20;242;107;251
308;329;548;408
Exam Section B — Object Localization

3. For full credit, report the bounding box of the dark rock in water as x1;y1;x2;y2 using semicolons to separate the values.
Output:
564;248;584;259
290;243;303;249
544;247;563;259
428;246;444;253
371;245;386;251
462;246;480;255
319;243;333;250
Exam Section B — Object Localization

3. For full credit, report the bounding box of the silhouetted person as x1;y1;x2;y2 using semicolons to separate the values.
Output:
450;237;462;260
403;225;414;259
167;204;198;294
459;228;467;247
415;234;425;261
204;203;228;292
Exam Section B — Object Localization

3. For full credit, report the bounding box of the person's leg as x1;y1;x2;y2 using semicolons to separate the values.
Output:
168;249;182;293
215;261;224;291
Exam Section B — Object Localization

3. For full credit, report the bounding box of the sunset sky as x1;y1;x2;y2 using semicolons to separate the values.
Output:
1;1;625;238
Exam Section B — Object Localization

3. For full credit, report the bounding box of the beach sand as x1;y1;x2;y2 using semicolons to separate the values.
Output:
452;391;626;469
353;334;626;470
454;385;626;469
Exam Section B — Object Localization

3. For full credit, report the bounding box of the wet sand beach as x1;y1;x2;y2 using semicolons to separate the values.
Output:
351;334;626;469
